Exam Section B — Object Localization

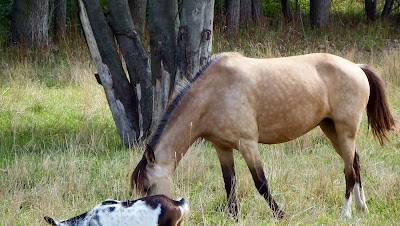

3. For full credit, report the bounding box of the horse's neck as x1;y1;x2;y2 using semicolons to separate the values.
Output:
154;107;201;169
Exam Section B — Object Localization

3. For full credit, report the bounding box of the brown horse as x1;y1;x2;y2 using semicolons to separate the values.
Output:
131;52;395;219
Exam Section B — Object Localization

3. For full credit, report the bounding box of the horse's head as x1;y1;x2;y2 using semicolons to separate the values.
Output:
131;146;174;198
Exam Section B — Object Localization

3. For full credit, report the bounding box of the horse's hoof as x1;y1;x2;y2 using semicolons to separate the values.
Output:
341;209;352;219
273;210;285;220
356;204;369;213
227;212;239;222
227;203;239;221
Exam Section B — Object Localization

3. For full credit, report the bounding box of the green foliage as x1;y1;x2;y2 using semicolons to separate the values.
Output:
262;0;282;16
0;0;12;40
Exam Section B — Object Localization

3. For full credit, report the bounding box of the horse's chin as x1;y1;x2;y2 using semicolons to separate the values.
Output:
148;189;174;198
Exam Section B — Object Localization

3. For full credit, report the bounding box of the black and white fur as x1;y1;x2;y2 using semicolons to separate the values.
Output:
44;195;189;226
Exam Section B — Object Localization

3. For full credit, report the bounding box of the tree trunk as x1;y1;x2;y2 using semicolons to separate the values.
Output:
10;0;26;44
54;0;67;42
381;0;394;18
10;0;49;48
128;0;147;39
148;0;179;120
240;0;252;28
108;0;153;139
310;0;330;30
227;0;240;34
78;0;140;146
79;0;215;145
199;0;215;67
280;0;293;22
252;0;262;24
365;0;377;21
177;0;215;80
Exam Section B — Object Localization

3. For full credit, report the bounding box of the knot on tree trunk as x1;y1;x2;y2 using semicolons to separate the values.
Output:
202;29;212;40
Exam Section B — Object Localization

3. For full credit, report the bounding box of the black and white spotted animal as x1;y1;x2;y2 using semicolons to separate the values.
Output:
44;195;189;226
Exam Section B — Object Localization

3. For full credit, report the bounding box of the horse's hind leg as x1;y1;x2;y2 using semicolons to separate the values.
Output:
215;144;238;219
320;120;368;218
353;152;368;212
238;140;284;219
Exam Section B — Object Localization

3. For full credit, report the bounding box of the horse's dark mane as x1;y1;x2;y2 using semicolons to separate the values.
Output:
148;54;223;149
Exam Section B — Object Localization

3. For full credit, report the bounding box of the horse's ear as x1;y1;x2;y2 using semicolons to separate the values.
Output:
145;145;156;166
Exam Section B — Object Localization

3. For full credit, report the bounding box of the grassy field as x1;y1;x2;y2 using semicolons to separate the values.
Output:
1;15;400;226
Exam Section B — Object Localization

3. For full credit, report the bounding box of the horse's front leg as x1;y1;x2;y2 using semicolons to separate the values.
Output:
238;140;285;219
214;144;238;220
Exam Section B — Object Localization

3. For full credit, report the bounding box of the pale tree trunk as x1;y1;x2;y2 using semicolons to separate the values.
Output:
54;0;67;42
128;0;147;39
79;0;215;144
310;0;330;30
199;0;215;67
108;0;153;139
148;0;179;121
365;0;377;21
78;0;140;146
227;0;240;34
177;0;215;80
10;0;49;48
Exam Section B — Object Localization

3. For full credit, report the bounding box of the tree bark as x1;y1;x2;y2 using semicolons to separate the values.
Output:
128;0;147;39
365;0;377;21
10;0;49;47
381;0;394;18
240;0;252;28
148;0;179;120
54;0;67;42
199;0;215;67
79;0;215;145
78;0;140;146
280;0;293;22
227;0;240;34
177;0;215;80
10;0;26;44
108;0;153;139
310;0;330;30
252;0;262;24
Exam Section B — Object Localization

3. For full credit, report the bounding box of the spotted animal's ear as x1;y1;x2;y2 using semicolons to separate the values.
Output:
145;145;156;166
44;216;58;226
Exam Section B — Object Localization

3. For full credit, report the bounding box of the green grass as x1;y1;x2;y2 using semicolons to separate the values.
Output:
1;13;400;226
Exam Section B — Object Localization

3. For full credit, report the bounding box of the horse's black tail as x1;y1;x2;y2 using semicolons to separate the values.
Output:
358;64;396;145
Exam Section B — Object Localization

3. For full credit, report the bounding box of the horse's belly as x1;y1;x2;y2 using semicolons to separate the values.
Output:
258;123;321;144
257;105;327;144
258;124;317;144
